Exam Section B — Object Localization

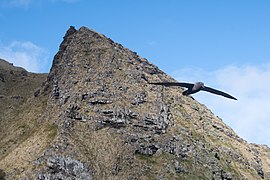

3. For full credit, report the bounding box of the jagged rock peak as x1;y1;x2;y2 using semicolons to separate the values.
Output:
24;26;270;179
64;26;77;38
47;25;167;90
62;25;107;42
78;26;110;39
61;26;114;47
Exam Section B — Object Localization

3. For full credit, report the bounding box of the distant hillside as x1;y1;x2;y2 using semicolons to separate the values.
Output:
0;26;269;179
0;58;48;179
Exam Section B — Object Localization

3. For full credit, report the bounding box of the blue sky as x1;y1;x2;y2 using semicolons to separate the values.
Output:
1;0;270;146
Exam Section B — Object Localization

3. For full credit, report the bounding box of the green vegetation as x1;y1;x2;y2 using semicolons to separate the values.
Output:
46;123;58;139
135;154;157;164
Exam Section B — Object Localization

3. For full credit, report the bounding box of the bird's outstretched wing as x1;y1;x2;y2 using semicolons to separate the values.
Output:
149;82;194;89
202;86;237;100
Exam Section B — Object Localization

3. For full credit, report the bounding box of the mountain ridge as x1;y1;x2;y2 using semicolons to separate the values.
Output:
0;26;269;179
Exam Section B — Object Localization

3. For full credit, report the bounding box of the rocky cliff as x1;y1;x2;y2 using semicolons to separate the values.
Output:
0;26;269;180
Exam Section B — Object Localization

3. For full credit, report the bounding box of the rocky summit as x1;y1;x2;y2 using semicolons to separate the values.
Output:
0;26;270;180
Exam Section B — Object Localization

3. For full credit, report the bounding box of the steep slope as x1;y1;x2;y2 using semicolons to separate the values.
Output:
0;59;51;179
0;59;47;107
0;59;48;158
0;26;269;179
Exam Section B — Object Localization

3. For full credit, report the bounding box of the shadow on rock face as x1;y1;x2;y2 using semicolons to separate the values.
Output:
0;169;6;180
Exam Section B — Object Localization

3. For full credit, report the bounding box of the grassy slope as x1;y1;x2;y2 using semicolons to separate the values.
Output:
0;59;58;178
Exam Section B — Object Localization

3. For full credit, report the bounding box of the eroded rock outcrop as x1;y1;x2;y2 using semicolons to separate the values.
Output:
0;26;270;179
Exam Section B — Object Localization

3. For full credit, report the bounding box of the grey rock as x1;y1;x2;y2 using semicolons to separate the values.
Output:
135;144;159;155
97;108;138;128
0;73;5;82
37;155;92;180
52;84;60;98
131;92;147;105
34;89;41;97
67;104;82;120
10;95;23;99
89;99;112;105
174;161;185;173
60;91;70;104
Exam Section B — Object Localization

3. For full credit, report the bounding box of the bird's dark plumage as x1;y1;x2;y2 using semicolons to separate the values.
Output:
150;82;237;100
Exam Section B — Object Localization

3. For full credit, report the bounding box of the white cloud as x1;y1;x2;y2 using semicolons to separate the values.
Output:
0;41;50;73
172;64;270;147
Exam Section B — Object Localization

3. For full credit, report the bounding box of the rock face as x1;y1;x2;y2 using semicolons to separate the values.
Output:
0;26;270;179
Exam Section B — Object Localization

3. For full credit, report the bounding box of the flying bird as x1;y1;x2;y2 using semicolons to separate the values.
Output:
150;82;237;100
